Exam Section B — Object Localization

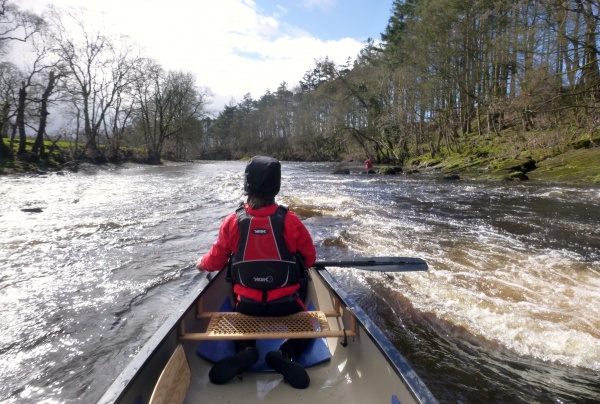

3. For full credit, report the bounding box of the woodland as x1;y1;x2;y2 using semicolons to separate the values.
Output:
1;0;599;182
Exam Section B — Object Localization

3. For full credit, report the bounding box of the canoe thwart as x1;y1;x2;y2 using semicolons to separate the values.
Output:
180;310;357;341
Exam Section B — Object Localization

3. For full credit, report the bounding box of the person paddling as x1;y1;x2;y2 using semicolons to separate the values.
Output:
364;156;374;171
195;156;317;389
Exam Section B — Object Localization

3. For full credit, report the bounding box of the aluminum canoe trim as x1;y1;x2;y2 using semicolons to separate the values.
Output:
316;268;438;404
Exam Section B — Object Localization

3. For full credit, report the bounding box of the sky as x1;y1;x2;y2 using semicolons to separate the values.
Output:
17;0;394;114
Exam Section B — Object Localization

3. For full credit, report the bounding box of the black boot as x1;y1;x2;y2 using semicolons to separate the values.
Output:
209;347;259;384
265;350;310;389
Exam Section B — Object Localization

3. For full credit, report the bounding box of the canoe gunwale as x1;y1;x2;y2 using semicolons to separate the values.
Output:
98;280;206;404
98;268;437;404
315;268;438;404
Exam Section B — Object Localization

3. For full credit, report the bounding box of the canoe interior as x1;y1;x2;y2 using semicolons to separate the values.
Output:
99;268;436;404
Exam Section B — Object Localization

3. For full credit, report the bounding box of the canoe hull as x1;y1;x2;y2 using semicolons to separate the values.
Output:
99;268;436;403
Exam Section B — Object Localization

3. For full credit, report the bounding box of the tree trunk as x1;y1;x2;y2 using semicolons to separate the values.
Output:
17;83;27;154
0;102;12;157
9;122;17;150
146;146;162;165
579;0;600;100
32;71;57;156
0;139;10;157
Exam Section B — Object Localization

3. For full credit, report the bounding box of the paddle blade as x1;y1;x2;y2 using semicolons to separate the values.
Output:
313;257;428;272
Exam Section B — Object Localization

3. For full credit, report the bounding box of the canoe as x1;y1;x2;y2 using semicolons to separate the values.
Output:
99;260;437;404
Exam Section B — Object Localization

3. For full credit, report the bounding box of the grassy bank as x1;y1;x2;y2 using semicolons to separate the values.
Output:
0;139;149;175
404;129;600;184
0;139;67;174
3;133;600;185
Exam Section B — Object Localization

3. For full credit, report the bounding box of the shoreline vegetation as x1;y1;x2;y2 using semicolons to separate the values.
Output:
3;132;599;185
3;2;600;187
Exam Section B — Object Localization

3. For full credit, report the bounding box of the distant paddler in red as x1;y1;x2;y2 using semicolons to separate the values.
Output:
364;156;374;170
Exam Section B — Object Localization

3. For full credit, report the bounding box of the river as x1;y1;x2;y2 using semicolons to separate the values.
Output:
1;161;598;403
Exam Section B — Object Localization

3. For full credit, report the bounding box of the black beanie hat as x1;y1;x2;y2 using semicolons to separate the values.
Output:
243;156;281;199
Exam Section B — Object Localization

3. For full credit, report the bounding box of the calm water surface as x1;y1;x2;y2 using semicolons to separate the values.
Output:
1;161;598;403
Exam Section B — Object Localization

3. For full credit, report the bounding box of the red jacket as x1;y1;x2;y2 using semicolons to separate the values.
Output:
200;203;316;302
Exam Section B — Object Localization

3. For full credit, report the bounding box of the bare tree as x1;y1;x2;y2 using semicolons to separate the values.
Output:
12;27;64;156
98;40;141;161
47;6;138;161
0;0;45;57
132;59;211;164
0;61;21;156
0;1;45;157
30;70;57;156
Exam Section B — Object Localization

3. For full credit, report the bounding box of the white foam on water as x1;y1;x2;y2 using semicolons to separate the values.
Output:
158;165;600;396
394;247;600;371
314;186;600;372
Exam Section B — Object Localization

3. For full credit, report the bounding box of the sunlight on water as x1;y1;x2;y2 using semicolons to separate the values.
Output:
1;161;599;402
286;168;600;375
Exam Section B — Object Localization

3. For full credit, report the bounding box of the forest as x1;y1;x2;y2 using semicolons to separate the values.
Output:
1;0;599;176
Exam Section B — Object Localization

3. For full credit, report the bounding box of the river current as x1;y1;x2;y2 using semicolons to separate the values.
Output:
1;161;599;403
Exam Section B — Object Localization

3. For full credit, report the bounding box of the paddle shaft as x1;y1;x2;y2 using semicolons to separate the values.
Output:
313;257;428;272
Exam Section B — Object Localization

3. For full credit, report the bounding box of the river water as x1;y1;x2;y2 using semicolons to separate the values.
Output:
1;161;599;403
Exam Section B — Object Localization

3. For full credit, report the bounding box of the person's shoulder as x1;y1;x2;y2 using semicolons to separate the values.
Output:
283;208;302;222
222;211;238;224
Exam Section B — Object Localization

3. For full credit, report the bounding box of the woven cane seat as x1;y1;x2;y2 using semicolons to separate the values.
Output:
206;311;330;336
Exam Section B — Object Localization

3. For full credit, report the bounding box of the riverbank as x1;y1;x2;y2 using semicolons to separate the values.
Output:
405;147;600;184
0;140;150;175
3;136;600;185
404;129;600;184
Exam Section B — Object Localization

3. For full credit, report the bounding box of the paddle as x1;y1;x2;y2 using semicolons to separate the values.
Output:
313;257;428;272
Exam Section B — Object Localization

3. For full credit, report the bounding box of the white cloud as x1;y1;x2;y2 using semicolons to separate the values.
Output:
301;0;338;12
19;0;364;111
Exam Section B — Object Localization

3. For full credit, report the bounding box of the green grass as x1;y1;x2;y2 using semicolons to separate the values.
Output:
1;138;67;174
4;132;600;184
408;129;600;183
528;148;600;183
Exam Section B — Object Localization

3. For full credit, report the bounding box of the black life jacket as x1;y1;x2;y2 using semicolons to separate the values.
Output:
229;204;303;291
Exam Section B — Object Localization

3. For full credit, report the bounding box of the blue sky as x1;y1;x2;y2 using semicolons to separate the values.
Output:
256;0;393;41
18;0;395;112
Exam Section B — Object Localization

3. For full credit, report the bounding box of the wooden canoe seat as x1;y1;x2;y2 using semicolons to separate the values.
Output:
149;344;190;404
179;302;357;341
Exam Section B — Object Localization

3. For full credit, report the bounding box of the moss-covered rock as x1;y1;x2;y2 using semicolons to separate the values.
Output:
504;171;529;181
571;136;600;150
377;166;403;175
412;157;442;168
527;148;600;183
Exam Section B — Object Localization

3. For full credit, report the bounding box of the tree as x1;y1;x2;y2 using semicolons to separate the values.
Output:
380;0;420;66
0;0;45;56
235;93;258;152
0;1;45;157
15;25;64;157
47;6;138;161
132;59;210;164
210;103;241;152
0;61;20;156
31;70;57;156
15;79;25;153
180;0;600;163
